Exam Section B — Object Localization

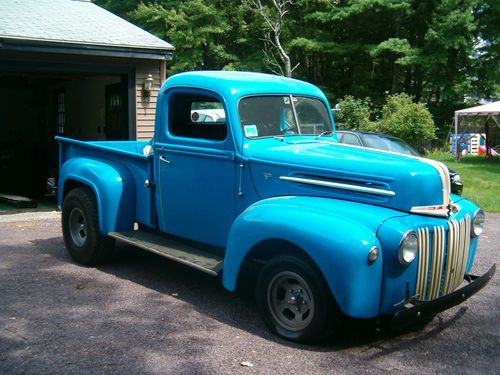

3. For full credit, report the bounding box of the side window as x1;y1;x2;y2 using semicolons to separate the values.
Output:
169;93;227;141
342;133;362;146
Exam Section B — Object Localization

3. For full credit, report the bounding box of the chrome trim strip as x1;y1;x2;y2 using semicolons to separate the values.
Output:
320;141;452;217
453;219;464;289
410;158;451;217
461;215;471;283
435;226;446;299
279;176;396;197
416;215;472;301
442;220;456;294
410;205;450;218
416;227;430;299
451;220;461;290
454;216;470;290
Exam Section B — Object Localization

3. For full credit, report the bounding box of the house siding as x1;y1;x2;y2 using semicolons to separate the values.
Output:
135;60;166;140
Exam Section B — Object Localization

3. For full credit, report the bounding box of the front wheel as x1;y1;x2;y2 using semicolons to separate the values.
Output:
256;255;343;343
62;187;114;265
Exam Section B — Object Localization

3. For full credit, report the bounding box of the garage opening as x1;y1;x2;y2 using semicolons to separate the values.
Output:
0;72;129;206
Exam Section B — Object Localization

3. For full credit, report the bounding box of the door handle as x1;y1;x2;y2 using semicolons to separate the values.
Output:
159;155;170;164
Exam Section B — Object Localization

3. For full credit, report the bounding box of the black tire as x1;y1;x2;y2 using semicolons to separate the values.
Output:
256;255;343;343
62;187;114;265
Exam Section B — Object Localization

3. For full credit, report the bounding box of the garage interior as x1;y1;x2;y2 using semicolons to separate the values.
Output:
0;0;173;210
0;71;129;201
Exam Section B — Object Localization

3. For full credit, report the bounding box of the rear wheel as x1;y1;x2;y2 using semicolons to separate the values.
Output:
256;255;343;343
62;187;114;265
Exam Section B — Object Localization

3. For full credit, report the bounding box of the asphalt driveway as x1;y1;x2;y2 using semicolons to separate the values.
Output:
1;211;499;374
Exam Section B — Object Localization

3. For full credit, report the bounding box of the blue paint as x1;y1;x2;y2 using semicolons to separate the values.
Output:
57;71;487;321
224;196;398;318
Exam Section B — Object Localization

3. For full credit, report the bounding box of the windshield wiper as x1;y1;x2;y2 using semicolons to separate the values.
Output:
315;130;333;139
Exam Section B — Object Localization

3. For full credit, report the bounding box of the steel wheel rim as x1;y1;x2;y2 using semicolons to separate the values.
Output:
267;271;315;332
69;207;87;247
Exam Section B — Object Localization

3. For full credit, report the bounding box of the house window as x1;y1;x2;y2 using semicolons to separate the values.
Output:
55;90;66;135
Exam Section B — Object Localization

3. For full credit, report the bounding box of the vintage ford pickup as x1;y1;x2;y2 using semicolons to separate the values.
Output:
57;71;495;343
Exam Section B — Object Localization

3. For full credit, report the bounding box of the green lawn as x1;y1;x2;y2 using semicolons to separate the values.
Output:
427;151;500;212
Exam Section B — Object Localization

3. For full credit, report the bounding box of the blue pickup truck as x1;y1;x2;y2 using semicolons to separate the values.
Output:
57;71;495;343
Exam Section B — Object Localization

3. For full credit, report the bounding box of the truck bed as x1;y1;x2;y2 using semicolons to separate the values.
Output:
56;136;155;228
56;137;151;159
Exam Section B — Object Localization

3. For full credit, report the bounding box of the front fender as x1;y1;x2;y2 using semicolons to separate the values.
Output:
59;157;136;235
223;196;399;318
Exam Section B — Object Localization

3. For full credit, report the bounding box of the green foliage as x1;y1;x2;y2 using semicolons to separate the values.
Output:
471;1;500;100
375;94;437;146
129;1;248;73
334;96;373;130
335;93;436;148
93;0;499;139
428;151;500;212
93;0;142;18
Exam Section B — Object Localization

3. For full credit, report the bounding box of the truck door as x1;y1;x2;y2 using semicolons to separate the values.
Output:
154;89;236;248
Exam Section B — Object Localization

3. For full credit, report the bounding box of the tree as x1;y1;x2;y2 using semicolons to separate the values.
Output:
93;0;498;140
471;0;500;101
93;0;142;17
247;0;299;77
129;1;244;72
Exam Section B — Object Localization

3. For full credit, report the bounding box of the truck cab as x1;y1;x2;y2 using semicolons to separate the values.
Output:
57;71;495;343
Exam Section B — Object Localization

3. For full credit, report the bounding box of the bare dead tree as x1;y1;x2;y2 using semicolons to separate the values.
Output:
249;0;299;77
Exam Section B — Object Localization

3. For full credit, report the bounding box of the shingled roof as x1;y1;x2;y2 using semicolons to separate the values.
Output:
0;0;174;60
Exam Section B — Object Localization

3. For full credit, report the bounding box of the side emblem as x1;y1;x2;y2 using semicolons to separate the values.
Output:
263;172;273;180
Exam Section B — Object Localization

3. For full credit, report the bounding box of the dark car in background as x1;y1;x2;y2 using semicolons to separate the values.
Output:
337;131;463;195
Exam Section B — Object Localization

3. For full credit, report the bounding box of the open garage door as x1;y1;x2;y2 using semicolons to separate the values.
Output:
0;72;129;202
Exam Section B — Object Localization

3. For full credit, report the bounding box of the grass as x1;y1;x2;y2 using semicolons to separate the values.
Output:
426;151;500;212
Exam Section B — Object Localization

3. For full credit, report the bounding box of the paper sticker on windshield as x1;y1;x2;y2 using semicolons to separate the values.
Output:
244;125;258;137
283;97;290;104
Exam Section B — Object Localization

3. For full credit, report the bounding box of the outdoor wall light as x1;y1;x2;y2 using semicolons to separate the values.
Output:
143;74;154;96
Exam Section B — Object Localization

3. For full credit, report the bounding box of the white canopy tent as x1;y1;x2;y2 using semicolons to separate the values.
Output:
454;101;500;160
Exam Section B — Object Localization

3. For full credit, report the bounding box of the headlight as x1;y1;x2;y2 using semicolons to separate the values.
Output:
398;231;418;265
450;172;463;195
472;209;485;237
452;173;462;184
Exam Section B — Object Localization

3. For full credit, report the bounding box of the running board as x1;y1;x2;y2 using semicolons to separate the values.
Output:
108;230;223;276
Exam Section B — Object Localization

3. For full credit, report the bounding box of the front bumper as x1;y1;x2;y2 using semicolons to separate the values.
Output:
392;263;496;330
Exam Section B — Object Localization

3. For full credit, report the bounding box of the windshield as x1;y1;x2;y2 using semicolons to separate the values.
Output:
238;95;332;138
360;134;420;156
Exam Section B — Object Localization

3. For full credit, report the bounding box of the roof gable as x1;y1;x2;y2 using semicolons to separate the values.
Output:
0;0;173;57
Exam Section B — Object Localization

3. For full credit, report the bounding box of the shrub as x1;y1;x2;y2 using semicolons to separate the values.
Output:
375;93;437;147
334;96;373;130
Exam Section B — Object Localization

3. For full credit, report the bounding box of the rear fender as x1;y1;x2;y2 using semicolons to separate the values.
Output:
59;157;136;235
223;196;388;318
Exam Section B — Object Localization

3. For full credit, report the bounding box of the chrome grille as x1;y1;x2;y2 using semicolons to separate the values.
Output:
415;215;471;301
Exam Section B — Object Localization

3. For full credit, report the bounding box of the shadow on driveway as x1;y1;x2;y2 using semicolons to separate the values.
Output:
29;236;472;353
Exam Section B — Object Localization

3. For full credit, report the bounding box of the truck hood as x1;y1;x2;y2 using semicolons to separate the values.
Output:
244;138;451;216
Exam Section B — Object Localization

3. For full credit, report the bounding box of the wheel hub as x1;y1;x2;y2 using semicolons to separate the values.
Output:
69;207;87;247
267;271;315;331
288;289;306;310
